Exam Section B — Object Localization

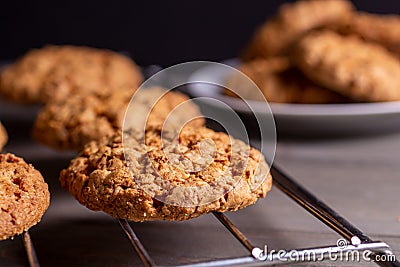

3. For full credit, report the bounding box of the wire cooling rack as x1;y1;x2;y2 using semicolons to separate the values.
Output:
1;62;395;267
22;164;400;267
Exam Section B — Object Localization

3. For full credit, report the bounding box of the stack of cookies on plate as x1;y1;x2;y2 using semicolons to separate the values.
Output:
0;45;273;225
228;0;400;103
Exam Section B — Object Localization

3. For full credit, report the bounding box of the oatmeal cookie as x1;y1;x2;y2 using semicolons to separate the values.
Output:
60;126;272;221
225;58;348;103
0;122;7;150
0;45;143;104
339;12;400;54
33;87;205;150
294;31;400;102
241;0;354;61
0;154;50;240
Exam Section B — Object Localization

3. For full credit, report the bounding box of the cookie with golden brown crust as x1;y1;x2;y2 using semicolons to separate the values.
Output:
60;126;272;221
0;154;50;240
33;87;205;151
339;12;400;55
241;0;354;61
0;45;143;104
225;58;349;104
0;122;7;151
294;31;400;102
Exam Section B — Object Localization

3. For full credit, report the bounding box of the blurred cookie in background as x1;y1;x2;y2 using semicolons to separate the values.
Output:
0;45;143;104
33;87;205;151
293;31;400;102
225;58;349;104
241;0;354;61
338;12;400;55
0;122;7;150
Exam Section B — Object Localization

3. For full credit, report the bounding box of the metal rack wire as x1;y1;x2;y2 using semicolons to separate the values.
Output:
23;164;399;267
23;232;40;267
117;164;400;267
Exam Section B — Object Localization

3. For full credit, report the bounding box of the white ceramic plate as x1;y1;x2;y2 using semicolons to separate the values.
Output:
185;59;400;136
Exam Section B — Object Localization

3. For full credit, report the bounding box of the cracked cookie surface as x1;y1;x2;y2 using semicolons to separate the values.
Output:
60;126;272;221
0;154;50;240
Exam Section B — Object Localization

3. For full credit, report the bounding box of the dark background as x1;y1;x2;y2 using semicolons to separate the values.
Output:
1;0;399;67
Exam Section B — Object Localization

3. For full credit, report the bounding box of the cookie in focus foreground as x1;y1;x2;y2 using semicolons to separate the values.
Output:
33;87;205;150
0;154;50;240
0;45;143;104
294;31;400;102
60;126;272;221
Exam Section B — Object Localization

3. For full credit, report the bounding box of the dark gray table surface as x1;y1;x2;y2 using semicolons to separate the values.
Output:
0;100;399;267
